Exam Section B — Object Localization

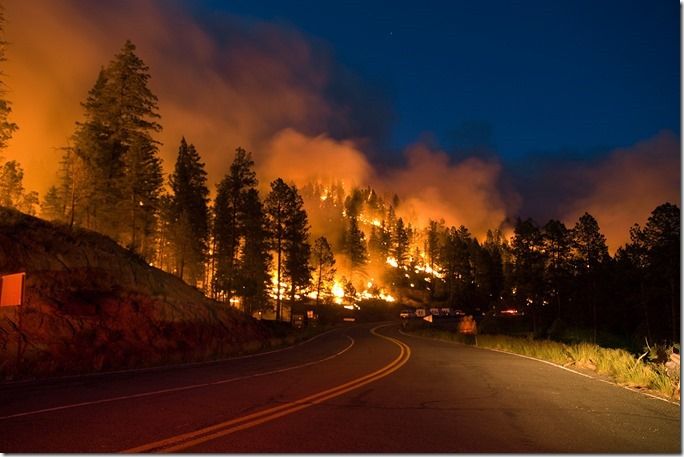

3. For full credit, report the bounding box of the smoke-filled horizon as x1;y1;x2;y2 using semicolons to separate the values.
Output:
2;0;680;252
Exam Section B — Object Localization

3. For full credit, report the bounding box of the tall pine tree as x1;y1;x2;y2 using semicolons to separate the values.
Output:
571;213;609;342
70;40;162;247
284;184;312;306
265;178;312;320
239;188;271;314
213;148;257;301
312;236;336;306
168;137;210;285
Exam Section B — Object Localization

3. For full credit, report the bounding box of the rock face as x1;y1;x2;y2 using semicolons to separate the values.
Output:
0;207;272;380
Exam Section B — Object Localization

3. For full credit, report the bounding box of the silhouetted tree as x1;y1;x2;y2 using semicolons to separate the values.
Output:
265;178;290;320
70;40;162;243
511;218;545;334
265;178;312;320
572;213;610;343
284;184;312;306
0;5;17;151
239;188;271;314
391;217;410;268
312;236;336;306
542;219;573;323
40;185;63;221
168;137;209;284
213;148;258;301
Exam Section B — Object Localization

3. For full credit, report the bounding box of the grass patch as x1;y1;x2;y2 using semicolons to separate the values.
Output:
407;326;680;402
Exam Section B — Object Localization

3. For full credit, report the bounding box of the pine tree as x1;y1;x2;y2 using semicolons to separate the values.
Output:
542;219;573;322
0;5;17;152
168;137;210;284
426;220;442;274
346;215;368;276
265;178;292;320
0;160;38;214
391;217;409;268
0;160;22;207
639;203;680;342
121;135;163;258
265;178;312;320
284;185;312;305
70;40;162;243
56;145;87;228
571;212;609;342
213;147;258;301
312;236;336;306
511;218;545;334
40;185;63;221
239;188;271;314
155;194;175;272
482;230;505;309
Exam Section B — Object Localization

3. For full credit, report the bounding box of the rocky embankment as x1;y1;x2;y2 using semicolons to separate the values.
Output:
0;207;275;380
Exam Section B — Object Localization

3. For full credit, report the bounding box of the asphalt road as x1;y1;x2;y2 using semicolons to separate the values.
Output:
0;322;680;452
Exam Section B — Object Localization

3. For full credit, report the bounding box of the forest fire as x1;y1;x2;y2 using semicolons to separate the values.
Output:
0;0;676;349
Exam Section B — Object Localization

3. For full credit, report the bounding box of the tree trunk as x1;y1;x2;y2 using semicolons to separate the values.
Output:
315;262;323;307
276;235;282;322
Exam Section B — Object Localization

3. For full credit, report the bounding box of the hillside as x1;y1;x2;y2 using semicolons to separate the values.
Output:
0;207;278;380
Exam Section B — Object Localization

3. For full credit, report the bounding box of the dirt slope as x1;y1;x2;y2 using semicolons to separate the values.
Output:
0;207;275;380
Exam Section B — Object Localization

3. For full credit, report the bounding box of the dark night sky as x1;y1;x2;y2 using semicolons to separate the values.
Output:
193;0;679;162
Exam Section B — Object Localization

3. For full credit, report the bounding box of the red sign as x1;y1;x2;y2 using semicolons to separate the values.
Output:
0;272;25;307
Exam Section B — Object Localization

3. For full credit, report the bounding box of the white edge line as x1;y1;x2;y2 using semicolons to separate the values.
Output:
1;327;343;387
398;328;680;406
0;335;355;421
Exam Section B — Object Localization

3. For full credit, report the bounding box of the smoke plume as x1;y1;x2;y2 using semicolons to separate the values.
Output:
1;0;679;251
562;131;680;252
381;144;515;239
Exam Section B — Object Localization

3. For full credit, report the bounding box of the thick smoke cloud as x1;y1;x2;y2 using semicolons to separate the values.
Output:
512;131;680;252
3;0;387;196
562;131;680;252
381;144;516;239
260;129;374;190
1;0;679;250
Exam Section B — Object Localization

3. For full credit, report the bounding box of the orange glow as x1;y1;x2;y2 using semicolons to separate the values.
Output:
331;281;345;304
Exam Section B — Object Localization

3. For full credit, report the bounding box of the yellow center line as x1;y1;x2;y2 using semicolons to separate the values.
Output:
0;336;355;421
123;324;410;453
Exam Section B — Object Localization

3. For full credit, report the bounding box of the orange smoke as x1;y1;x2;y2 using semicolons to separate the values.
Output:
380;144;516;239
259;128;374;190
563;131;680;252
3;0;337;196
1;0;678;253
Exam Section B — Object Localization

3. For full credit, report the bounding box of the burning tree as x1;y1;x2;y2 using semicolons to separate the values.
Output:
265;178;312;320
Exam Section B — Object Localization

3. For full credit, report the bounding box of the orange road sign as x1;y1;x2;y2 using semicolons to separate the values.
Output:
0;272;25;307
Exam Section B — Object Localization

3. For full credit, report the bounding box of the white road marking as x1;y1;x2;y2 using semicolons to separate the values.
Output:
0;335;355;420
398;328;680;406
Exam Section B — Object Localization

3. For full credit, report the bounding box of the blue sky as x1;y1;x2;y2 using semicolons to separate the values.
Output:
193;0;679;162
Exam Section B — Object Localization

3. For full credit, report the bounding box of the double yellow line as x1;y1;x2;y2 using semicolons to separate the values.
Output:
123;325;411;453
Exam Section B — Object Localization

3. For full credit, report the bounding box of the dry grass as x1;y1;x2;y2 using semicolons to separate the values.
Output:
410;327;679;402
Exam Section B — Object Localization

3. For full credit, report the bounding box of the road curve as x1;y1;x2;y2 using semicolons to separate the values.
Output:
0;323;679;452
